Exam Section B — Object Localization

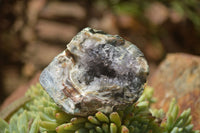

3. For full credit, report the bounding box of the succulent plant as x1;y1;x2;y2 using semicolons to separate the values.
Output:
0;84;199;133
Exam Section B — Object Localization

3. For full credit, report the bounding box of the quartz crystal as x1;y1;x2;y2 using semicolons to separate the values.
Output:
39;27;149;116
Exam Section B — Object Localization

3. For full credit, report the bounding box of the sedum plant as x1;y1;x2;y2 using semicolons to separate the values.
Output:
0;84;199;133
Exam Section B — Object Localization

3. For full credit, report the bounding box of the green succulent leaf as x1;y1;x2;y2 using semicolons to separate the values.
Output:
0;118;9;133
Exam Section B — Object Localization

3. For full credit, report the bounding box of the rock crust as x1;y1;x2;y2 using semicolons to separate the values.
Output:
40;27;149;116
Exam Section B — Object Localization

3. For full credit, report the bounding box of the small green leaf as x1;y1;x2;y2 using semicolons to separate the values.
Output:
63;123;82;131
0;118;9;133
95;112;109;123
96;126;103;133
40;121;59;131
110;123;117;133
29;116;40;133
71;117;87;124
109;112;121;127
88;116;100;125
120;125;129;133
102;123;109;133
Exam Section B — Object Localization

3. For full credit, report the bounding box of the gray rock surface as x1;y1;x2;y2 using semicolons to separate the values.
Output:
40;27;149;116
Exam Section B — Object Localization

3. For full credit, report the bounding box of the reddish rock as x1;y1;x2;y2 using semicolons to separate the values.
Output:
149;53;200;130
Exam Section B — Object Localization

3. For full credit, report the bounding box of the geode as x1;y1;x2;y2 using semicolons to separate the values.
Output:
39;27;149;116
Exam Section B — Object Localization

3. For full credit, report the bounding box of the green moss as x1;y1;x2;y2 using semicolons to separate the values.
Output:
0;84;199;133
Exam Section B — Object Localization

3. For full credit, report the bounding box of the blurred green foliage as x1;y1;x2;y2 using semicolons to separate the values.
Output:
100;0;200;30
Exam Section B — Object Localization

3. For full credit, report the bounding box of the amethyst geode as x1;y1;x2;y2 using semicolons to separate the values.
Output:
39;27;149;116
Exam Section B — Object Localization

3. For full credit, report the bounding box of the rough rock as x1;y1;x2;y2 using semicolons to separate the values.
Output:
149;53;200;130
40;27;149;116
